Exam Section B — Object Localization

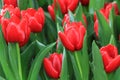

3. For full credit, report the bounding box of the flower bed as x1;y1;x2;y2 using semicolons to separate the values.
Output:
0;0;120;80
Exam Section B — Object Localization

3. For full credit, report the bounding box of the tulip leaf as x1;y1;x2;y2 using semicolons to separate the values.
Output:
28;0;35;8
74;33;89;80
114;15;120;52
4;11;10;18
59;48;69;80
0;76;5;80
0;27;14;80
91;41;108;80
27;42;56;80
69;51;82;80
21;40;45;80
8;43;22;80
89;0;104;14
116;0;120;12
0;0;3;9
75;3;86;26
68;10;75;22
107;67;120;80
44;12;57;43
96;11;112;46
39;66;50;80
109;35;116;45
18;0;28;10
69;33;89;80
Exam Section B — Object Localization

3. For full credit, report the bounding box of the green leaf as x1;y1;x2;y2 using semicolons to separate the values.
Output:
89;0;104;14
109;35;116;45
69;33;89;80
21;40;45;80
0;27;14;80
75;3;86;26
0;0;3;9
39;66;50;80
0;76;5;80
69;51;82;80
96;11;112;46
59;48;68;80
43;12;57;43
68;10;75;22
18;0;28;10
28;0;35;8
4;11;10;18
8;43;22;80
107;67;120;80
116;0;120;12
27;42;56;80
91;41;108;80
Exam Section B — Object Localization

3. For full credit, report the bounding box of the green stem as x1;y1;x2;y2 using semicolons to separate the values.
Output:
74;51;83;79
8;43;22;80
16;43;23;80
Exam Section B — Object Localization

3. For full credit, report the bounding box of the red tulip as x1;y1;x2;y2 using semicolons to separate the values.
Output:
1;14;30;47
100;44;120;73
21;8;45;33
94;8;107;22
105;2;119;18
93;8;108;37
48;5;55;21
44;53;62;79
0;4;20;19
59;22;86;51
3;0;17;7
48;0;79;20
79;0;89;6
62;14;87;27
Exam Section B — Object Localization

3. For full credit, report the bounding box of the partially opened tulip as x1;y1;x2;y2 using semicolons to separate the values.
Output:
21;8;45;33
0;4;20;24
59;22;86;51
43;53;63;79
1;14;30;47
48;0;79;20
100;44;120;73
105;2;119;18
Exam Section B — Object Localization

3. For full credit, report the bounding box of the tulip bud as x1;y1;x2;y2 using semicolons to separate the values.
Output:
21;8;45;33
100;44;120;73
59;22;86;51
43;53;62;79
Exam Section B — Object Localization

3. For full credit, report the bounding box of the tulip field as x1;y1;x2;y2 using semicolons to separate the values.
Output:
0;0;120;80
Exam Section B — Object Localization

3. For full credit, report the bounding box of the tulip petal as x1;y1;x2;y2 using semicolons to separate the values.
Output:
29;17;42;33
59;31;74;51
44;58;59;79
48;5;55;21
105;55;120;73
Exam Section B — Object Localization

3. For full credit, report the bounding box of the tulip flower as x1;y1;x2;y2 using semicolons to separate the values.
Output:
1;14;30;47
48;0;79;20
59;22;86;51
21;8;45;33
100;44;120;73
43;53;63;79
79;0;89;6
3;0;17;7
105;2;119;18
62;14;87;26
0;4;20;20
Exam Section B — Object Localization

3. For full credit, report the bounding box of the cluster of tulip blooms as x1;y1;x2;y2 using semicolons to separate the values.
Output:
0;0;120;80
